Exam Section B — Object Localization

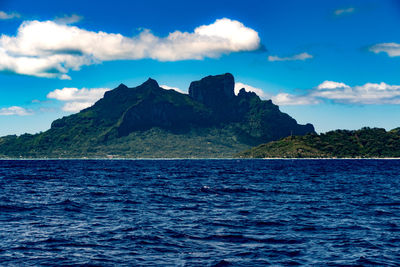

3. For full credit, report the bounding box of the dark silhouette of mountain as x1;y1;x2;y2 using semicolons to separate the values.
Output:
237;127;400;158
0;73;315;158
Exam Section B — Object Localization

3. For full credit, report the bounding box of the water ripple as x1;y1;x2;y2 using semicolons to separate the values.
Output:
0;159;400;265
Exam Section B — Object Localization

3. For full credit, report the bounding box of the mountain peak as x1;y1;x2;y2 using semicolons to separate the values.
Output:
5;73;315;158
188;73;235;109
117;83;128;89
238;88;259;99
142;78;159;88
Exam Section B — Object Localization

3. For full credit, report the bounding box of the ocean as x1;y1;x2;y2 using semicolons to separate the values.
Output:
0;159;399;266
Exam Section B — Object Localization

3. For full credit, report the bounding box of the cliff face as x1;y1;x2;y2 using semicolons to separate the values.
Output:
189;73;235;118
0;73;315;158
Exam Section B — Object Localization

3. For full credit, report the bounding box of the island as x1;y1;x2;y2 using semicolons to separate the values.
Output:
236;127;400;158
0;73;314;158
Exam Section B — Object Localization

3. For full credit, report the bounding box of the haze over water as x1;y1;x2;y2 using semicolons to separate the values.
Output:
0;159;399;266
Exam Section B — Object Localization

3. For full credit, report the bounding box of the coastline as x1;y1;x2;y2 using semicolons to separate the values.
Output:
1;157;400;160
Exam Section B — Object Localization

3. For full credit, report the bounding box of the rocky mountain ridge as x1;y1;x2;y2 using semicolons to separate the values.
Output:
0;73;315;158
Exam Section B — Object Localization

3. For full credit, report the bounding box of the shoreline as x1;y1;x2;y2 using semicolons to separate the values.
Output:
1;157;400;160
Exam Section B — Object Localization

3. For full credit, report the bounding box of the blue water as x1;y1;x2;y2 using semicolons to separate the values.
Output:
0;159;400;266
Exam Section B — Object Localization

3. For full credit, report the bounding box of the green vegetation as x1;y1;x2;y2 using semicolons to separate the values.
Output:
0;74;315;158
0;126;252;158
237;127;400;158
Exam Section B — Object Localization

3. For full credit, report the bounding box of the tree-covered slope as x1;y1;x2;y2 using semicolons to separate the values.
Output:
0;73;315;158
237;127;400;158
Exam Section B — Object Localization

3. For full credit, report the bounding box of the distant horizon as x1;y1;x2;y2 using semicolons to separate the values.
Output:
1;0;400;135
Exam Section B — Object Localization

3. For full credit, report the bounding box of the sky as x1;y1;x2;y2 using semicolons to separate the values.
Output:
1;0;400;135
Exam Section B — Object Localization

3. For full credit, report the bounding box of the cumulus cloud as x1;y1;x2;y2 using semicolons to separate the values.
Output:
234;82;268;98
47;87;109;112
62;102;94;112
0;18;260;79
0;106;32;116
334;7;355;16
236;78;400;106
0;11;20;20
160;85;186;94
268;52;313;62
369;42;400;57
47;87;109;101
270;80;400;105
312;81;400;104
317;81;350;90
54;14;83;25
271;93;320;106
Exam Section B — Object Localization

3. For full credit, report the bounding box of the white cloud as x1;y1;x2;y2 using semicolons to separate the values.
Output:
369;42;400;57
0;11;20;20
54;14;83;25
234;81;316;105
47;87;109;101
268;52;313;62
312;81;400;104
334;7;355;16
317;81;350;90
160;85;186;94
0;106;32;116
0;18;260;79
47;87;109;112
271;93;320;106
62;102;94;112
269;80;400;106
234;82;268;98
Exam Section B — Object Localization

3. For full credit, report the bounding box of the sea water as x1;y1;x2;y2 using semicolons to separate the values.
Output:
0;159;399;266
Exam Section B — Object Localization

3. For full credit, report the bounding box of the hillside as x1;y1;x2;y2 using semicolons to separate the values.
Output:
237;127;400;158
0;73;315;158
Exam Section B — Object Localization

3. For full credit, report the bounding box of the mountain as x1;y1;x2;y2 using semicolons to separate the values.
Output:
236;127;400;158
0;73;315;158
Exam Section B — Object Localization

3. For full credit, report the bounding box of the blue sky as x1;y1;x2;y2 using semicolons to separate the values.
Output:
1;0;400;135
